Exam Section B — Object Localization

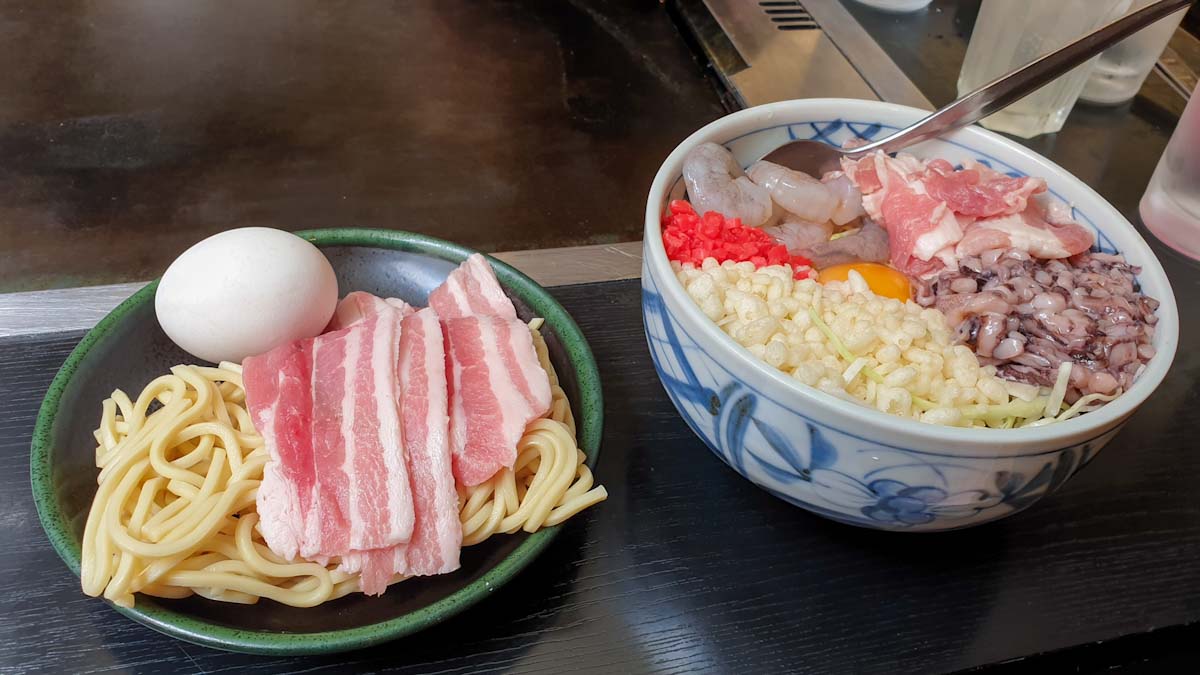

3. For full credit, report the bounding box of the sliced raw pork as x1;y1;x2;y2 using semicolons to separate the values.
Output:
922;158;1045;218
392;308;460;575
328;291;415;331
247;252;549;593
428;253;518;320
243;341;316;561
444;315;551;486
841;151;1093;277
428;254;552;486
245;305;416;563
343;312;414;552
338;547;397;597
341;308;462;592
848;152;963;276
955;201;1094;259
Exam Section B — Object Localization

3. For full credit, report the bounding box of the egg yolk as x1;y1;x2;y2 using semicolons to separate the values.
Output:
818;263;912;301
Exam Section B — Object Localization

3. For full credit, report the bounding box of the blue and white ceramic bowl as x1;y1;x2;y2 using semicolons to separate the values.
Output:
641;99;1179;531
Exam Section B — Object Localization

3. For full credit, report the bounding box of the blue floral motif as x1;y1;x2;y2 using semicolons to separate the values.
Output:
861;480;948;525
643;281;759;474
642;274;1121;529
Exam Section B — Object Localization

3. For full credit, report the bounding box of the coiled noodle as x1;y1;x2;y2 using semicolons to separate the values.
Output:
81;324;605;608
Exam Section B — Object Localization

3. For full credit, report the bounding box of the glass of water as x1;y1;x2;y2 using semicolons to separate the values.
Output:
1140;85;1200;260
957;0;1133;138
1080;0;1187;106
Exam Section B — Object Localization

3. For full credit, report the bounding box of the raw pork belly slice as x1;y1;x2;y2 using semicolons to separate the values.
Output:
428;253;518;320
922;158;1045;218
243;341;317;561
851;152;962;276
339;547;396;597
305;313;415;558
428;255;552;485
328;291;415;331
347;312;414;551
306;325;352;558
956;202;1094;259
244;304;416;564
843;151;1092;276
443;315;551;486
340;308;462;592
248;251;548;592
393;308;460;576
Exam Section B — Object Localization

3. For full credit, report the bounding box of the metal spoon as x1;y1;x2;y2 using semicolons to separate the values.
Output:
761;0;1193;176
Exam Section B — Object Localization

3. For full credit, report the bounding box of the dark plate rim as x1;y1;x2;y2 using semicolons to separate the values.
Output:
29;228;604;655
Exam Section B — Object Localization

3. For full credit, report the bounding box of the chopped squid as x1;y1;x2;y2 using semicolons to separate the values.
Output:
914;250;1159;402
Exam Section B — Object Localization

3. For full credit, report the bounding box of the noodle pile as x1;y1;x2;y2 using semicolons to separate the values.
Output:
81;324;605;608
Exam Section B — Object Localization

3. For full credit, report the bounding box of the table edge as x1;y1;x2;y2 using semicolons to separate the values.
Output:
0;241;645;338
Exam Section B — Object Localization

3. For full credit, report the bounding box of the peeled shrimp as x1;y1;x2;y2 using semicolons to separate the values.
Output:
746;160;837;224
762;219;834;252
797;219;890;269
821;172;865;225
682;143;774;227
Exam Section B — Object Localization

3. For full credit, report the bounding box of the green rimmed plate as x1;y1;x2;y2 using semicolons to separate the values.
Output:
29;228;603;655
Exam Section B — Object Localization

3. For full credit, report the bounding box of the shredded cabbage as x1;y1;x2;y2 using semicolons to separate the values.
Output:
802;308;1115;428
808;308;863;364
1044;362;1073;419
1056;389;1121;421
842;357;869;384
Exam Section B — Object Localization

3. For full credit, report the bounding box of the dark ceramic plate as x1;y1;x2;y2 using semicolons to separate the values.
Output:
29;229;604;655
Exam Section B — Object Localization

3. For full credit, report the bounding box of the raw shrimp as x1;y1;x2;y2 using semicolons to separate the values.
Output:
762;219;834;252
798;219;890;269
682;143;774;227
821;172;866;225
746;160;837;224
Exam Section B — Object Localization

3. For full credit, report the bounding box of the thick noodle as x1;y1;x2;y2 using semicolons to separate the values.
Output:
80;324;605;608
459;322;607;544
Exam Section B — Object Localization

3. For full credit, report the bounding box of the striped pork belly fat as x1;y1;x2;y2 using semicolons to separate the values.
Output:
243;305;416;564
344;307;462;594
245;253;551;592
243;341;318;561
327;291;416;331
427;253;518;320
426;253;552;486
393;308;461;576
443;315;551;486
841;151;1093;278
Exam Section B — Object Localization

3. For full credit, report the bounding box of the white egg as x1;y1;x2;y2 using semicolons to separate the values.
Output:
155;227;338;363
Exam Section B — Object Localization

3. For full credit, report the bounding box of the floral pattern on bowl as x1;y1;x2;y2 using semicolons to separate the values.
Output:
643;273;1119;531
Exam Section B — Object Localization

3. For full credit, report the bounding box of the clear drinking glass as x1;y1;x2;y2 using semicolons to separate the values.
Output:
957;0;1133;138
1140;86;1200;260
1080;0;1187;105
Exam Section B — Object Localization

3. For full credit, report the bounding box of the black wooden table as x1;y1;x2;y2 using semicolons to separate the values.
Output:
3;270;1200;674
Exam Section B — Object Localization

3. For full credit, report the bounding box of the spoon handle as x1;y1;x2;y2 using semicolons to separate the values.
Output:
849;0;1193;157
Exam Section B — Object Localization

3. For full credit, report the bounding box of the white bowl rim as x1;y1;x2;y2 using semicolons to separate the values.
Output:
643;98;1180;451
